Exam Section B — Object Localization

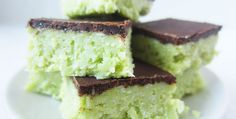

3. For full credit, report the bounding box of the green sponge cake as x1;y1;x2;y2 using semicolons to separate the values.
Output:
26;71;62;99
61;0;154;21
60;60;185;119
27;18;134;79
132;18;222;75
132;18;222;97
174;69;204;98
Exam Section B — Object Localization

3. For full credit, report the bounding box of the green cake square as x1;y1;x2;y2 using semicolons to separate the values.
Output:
132;18;222;75
132;18;222;98
27;18;134;79
61;0;154;21
60;60;185;119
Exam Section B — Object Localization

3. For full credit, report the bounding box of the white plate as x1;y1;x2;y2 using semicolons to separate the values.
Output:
6;68;228;119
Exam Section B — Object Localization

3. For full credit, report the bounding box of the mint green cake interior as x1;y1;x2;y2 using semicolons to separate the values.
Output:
132;35;218;75
132;35;217;98
28;28;134;79
26;71;62;99
174;69;205;98
60;79;185;119
61;0;153;21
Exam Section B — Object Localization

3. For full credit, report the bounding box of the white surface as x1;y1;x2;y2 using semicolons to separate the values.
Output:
5;68;227;119
0;0;236;119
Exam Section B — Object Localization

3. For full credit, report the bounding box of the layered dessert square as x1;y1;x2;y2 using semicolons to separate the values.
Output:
132;18;222;98
27;18;134;79
60;60;185;119
61;0;155;21
132;18;222;75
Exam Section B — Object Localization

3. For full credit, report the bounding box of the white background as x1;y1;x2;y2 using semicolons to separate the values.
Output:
0;0;236;118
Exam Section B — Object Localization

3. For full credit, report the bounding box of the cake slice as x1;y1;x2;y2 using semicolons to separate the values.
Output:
27;18;134;79
132;18;222;75
61;0;155;21
60;60;185;119
132;18;222;98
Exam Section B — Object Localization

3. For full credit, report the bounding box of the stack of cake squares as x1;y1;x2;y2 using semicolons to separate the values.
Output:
26;0;222;119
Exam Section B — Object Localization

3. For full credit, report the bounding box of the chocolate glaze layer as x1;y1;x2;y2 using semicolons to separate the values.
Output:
133;18;222;45
71;60;176;96
28;18;131;38
70;13;129;21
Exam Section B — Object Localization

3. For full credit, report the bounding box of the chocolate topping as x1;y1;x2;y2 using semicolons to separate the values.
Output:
71;60;176;96
133;18;222;45
28;18;131;38
70;13;129;21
